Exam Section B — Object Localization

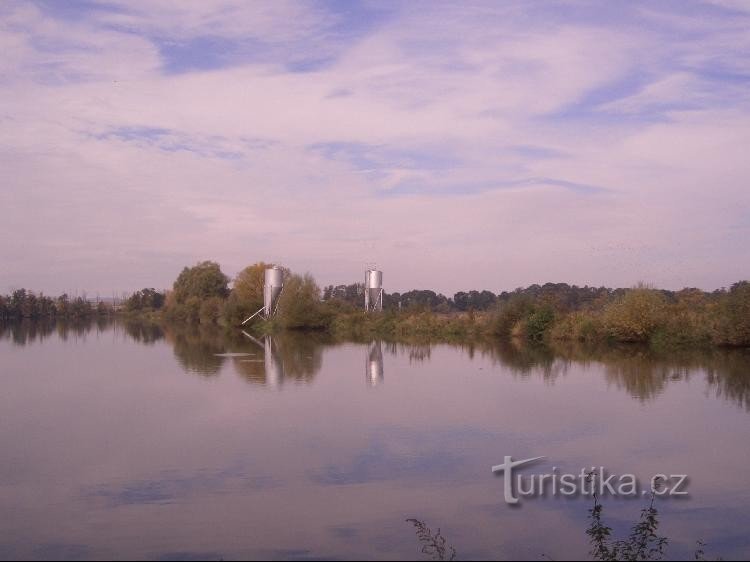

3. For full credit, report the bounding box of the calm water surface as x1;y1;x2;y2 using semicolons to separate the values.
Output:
1;320;749;560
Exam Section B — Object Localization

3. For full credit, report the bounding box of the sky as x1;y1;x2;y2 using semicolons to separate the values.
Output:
1;0;749;296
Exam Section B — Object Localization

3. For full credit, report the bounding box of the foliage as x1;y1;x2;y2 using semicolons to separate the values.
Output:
524;305;556;342
224;262;279;326
715;281;750;346
124;288;165;312
491;293;535;337
0;289;110;320
409;486;718;561
171;261;230;305
601;287;668;343
17;257;742;351
276;273;327;329
406;519;457;562
199;296;224;325
165;261;230;324
453;289;497;311
587;471;668;561
323;282;364;308
549;311;603;343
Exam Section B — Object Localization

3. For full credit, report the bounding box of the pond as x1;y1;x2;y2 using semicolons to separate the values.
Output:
1;319;749;560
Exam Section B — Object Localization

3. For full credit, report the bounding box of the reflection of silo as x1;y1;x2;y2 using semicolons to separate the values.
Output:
264;336;284;388
364;269;383;312
240;331;285;388
264;267;284;318
366;340;384;387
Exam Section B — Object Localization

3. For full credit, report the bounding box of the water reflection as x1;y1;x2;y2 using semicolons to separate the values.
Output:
2;319;750;559
122;319;164;345
160;323;325;386
240;332;285;388
1;319;749;409
0;317;115;345
461;339;750;411
366;341;384;387
233;332;324;386
164;323;229;376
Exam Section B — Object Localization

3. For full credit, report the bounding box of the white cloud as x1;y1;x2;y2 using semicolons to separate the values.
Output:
1;1;748;294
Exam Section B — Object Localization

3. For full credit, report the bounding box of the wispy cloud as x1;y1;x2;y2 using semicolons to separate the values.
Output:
1;1;749;294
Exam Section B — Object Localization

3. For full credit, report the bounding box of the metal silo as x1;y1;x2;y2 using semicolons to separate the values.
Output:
364;268;383;312
264;266;284;318
241;266;284;325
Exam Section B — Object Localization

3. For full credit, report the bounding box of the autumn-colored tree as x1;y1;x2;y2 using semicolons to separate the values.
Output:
602;286;667;343
717;281;750;346
231;262;273;314
223;262;290;326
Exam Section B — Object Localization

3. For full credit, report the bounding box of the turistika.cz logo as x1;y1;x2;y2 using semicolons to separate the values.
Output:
491;456;689;505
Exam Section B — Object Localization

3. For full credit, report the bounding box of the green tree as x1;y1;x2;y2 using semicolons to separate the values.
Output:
276;273;326;329
125;288;166;312
172;261;230;304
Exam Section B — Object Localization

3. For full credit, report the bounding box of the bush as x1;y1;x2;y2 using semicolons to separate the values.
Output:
525;306;556;342
492;295;534;337
601;288;667;343
715;281;750;346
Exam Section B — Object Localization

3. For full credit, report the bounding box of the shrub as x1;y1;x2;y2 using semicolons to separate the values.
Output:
492;295;534;337
714;281;750;346
525;306;556;342
601;288;667;343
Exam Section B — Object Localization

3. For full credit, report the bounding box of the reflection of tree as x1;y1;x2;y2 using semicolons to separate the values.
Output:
704;349;750;412
122;319;164;345
3;318;749;410
556;344;706;403
478;340;750;411
233;331;325;386
162;324;229;376
382;342;432;363
478;340;564;382
232;354;267;384
12;319;56;345
0;317;116;346
407;345;432;363
276;332;325;381
598;350;689;402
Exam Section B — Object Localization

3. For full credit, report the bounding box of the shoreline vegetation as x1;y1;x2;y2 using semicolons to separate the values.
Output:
2;260;749;349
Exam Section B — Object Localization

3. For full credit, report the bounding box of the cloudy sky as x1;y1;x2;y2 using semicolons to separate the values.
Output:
1;0;749;296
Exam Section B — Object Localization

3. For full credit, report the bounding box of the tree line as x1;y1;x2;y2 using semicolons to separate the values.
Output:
5;262;749;348
323;282;614;312
0;289;113;320
140;260;750;348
